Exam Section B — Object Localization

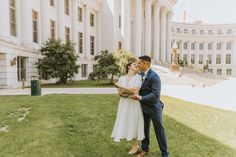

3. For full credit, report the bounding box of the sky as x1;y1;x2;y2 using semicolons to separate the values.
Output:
172;0;236;24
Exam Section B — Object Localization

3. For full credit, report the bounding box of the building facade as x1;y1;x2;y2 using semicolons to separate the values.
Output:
171;22;236;76
0;0;176;88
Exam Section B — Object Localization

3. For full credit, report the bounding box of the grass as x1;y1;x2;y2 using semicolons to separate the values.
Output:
0;95;236;157
41;79;114;88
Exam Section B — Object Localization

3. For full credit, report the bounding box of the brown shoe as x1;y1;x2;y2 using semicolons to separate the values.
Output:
136;150;147;157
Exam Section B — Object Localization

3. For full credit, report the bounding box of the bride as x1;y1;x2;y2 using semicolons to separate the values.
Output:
111;61;144;155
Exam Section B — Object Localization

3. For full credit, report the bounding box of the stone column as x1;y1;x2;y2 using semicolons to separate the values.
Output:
57;0;65;41
0;0;10;38
40;0;50;43
134;0;142;57
153;1;160;63
84;6;90;58
145;0;152;56
71;0;78;53
97;11;102;54
160;7;167;63
121;0;131;51
166;11;173;64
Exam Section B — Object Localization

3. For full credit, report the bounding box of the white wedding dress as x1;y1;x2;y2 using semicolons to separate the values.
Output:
111;74;144;142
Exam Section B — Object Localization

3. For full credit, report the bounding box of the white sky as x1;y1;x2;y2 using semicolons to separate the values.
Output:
172;0;236;24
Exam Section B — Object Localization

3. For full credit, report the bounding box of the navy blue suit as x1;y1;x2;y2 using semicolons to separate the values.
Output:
139;69;168;157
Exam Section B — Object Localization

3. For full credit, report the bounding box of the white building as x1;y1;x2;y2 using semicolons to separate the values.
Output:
171;22;236;76
0;0;176;88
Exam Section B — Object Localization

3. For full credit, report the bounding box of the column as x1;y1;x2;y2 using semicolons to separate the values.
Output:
121;0;131;51
0;0;10;38
153;1;160;63
84;6;90;58
160;7;167;63
40;0;50;43
179;40;183;60
145;0;152;55
57;0;65;41
134;0;142;57
166;11;173;63
71;0;78;53
232;41;236;76
97;11;102;54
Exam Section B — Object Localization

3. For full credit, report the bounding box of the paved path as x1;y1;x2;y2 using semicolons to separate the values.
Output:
1;79;236;112
0;88;117;95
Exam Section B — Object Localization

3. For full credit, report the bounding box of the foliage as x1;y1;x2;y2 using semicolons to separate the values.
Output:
37;39;79;84
178;59;188;67
114;49;136;75
89;50;120;84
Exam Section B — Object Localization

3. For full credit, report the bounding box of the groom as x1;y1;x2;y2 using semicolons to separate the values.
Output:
130;55;168;157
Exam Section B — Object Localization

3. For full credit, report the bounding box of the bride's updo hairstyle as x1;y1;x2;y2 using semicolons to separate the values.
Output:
126;61;135;74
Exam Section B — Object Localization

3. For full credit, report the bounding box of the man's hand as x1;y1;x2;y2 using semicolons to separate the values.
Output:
130;94;142;101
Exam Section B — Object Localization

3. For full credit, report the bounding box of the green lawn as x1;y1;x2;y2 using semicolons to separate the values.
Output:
41;79;114;88
0;95;236;157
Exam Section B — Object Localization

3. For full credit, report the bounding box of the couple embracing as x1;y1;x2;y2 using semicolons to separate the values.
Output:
111;56;168;157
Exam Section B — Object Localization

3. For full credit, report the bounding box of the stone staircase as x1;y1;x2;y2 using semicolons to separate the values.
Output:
151;64;225;87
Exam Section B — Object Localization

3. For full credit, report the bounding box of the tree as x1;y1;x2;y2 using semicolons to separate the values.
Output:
89;50;120;84
114;49;136;75
37;39;79;84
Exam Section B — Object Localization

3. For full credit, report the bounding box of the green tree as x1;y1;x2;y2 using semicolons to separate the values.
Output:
37;39;79;84
89;50;120;84
114;49;136;75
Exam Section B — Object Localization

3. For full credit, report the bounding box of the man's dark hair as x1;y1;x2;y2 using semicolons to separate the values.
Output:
139;55;151;63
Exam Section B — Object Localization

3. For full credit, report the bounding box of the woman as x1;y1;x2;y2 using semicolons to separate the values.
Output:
111;61;144;155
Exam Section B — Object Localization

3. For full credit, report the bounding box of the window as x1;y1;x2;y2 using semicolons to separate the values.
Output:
177;28;180;33
65;0;69;15
65;27;70;43
90;36;95;55
208;69;213;73
217;43;221;50
208;30;213;35
9;0;17;37
191;43;195;50
199;43;203;50
183;42;187;50
176;42;180;49
78;32;83;53
207;54;212;64
226;54;231;64
208;43;212;50
90;13;94;27
171;27;175;33
200;30;204;35
184;29;188;34
192;29;196;34
191;54;195;64
32;10;38;43
199;54;203;64
50;0;54;6
226;69;232;75
82;64;87;77
119;15;121;28
227;29;232;34
226;42;231;50
50;20;55;39
216;54;221;64
183;54;188;61
118;41;122;50
217;69;222;75
217;30;222;35
17;57;26;81
78;7;82;22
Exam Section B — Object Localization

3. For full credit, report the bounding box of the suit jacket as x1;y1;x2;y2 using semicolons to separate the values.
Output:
139;69;164;114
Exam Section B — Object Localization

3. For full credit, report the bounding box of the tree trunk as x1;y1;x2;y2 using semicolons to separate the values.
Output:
111;74;114;84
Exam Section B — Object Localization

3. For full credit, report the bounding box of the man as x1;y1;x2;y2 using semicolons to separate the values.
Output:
130;55;168;157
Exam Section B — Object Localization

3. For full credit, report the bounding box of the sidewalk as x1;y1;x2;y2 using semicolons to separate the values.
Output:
0;88;117;95
1;79;236;112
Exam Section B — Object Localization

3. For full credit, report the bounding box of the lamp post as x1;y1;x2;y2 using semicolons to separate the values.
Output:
170;42;180;71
